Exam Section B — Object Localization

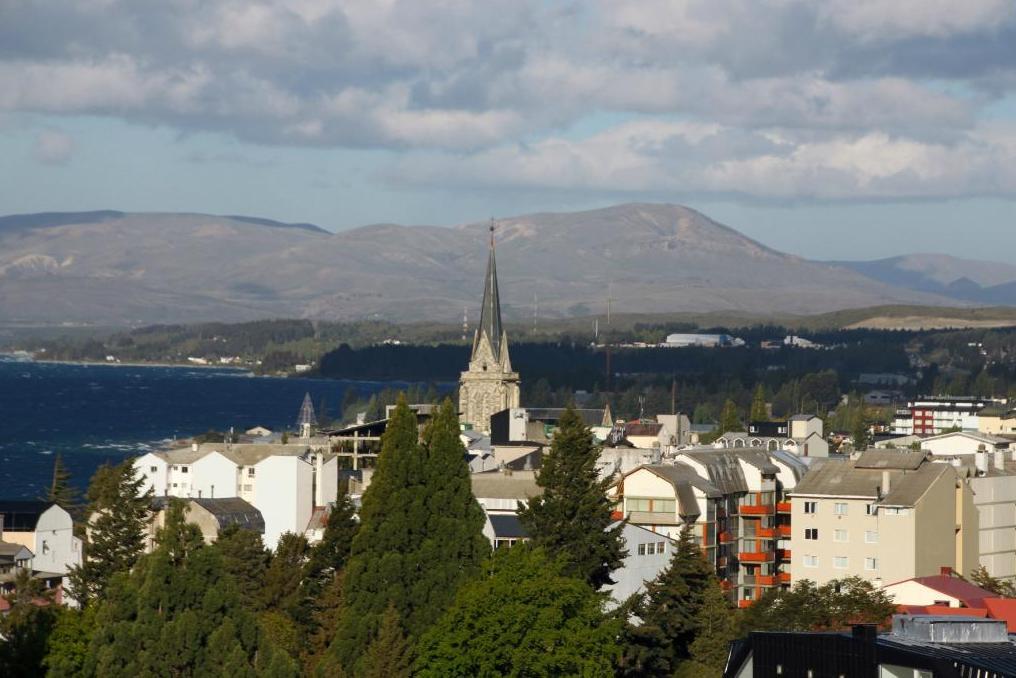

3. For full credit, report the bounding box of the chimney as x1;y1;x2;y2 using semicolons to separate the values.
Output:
314;451;325;507
192;443;198;452
975;445;988;475
940;566;953;576
881;470;891;497
994;449;1005;472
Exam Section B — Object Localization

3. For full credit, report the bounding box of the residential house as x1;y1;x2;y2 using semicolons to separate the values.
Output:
714;416;829;458
882;570;997;609
0;541;64;610
789;450;979;588
134;442;337;549
977;405;1016;436
602;523;678;608
920;430;1012;457
0;501;81;578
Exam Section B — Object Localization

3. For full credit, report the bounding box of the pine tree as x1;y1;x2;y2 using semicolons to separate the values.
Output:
619;527;715;677
85;500;286;676
67;460;152;607
260;532;310;621
719;399;743;434
328;396;487;673
303;492;359;598
518;407;625;590
852;407;869;451
681;577;738;676
0;568;58;675
213;524;271;608
750;384;768;422
415;545;620;677
45;453;79;512
360;604;412;678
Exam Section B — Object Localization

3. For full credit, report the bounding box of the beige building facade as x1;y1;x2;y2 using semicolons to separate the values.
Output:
789;451;978;587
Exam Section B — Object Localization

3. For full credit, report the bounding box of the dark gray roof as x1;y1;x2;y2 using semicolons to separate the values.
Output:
488;514;528;539
525;408;608;427
0;501;52;531
680;449;781;494
190;498;265;533
637;463;721;518
474;230;505;362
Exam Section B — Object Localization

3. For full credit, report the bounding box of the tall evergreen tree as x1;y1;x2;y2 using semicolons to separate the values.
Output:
619;527;715;677
750;384;768;422
213;524;271;607
328;397;487;673
416;545;620;677
45;453;79;512
84;501;298;676
303;492;358;598
260;532;310;620
0;569;58;675
678;577;739;677
67;461;152;607
360;604;412;678
518;407;625;589
719;399;743;434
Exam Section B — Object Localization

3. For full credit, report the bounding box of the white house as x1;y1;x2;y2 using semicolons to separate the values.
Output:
0;502;82;577
921;431;1012;457
603;523;677;608
134;442;338;549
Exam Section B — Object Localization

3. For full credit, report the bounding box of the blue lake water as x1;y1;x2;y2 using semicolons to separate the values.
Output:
0;358;409;499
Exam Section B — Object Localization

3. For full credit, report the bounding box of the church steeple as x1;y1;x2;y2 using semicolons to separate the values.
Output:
459;220;520;433
474;222;505;363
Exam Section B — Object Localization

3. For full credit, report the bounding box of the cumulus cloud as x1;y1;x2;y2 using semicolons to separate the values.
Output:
1;0;1014;200
34;129;75;165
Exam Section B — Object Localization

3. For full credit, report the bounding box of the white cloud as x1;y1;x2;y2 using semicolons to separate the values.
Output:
34;129;75;165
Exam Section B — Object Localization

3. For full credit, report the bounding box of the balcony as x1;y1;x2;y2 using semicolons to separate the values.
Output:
756;527;776;538
757;574;776;586
719;531;735;544
740;504;775;516
777;525;792;538
777;572;791;584
777;501;792;513
778;549;791;560
739;551;774;563
737;600;753;609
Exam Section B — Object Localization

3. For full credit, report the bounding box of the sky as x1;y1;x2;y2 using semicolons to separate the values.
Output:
1;0;1016;263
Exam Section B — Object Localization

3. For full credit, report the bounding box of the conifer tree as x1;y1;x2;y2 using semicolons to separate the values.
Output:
45;453;79;512
360;604;412;678
328;397;486;673
0;569;57;675
67;461;152;607
260;532;310;620
518;407;625;589
719;399;743;434
416;545;620;677
303;492;358;598
750;384;768;422
84;501;296;676
619;527;715;677
680;577;739;676
213;524;271;607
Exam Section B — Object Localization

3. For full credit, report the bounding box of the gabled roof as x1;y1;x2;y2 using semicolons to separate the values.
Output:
0;501;53;531
887;575;998;609
791;457;951;506
983;598;1016;633
189;497;265;534
471;473;542;500
922;431;1011;446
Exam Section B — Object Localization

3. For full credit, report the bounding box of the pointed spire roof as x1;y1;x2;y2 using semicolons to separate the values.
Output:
297;392;317;428
477;222;505;361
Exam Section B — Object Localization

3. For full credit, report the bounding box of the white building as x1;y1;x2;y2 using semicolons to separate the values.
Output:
0;502;82;577
920;431;1012;458
892;396;1005;436
603;523;677;608
134;442;337;549
664;333;743;348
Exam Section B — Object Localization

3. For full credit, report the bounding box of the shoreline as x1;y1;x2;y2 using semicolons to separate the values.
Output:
2;354;257;373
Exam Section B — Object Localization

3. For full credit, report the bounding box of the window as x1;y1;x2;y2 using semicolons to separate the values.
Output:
803;555;818;568
657;541;666;554
834;503;848;515
805;528;818;540
833;529;848;542
42;541;49;554
181;466;188;473
833;556;848;569
804;501;817;514
150;466;157;473
646;543;656;555
864;557;878;571
884;507;909;516
627;498;675;513
247;467;255;477
865;530;878;544
638;544;646;556
866;504;877;515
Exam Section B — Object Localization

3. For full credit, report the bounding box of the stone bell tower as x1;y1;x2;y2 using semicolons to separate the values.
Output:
459;223;520;433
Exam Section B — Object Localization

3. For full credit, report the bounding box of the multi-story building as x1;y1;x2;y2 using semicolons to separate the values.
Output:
134;442;337;549
714;414;829;458
978;404;1016;436
789;450;978;587
892;396;1005;436
609;448;805;606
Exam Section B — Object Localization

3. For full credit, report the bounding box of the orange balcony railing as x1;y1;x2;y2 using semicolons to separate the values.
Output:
777;572;791;584
740;505;775;515
777;525;792;537
777;502;792;513
757;575;776;586
739;551;774;563
778;549;791;560
737;600;753;609
719;531;734;544
756;527;775;538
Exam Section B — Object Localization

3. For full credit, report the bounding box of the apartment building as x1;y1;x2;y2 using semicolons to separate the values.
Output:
609;448;805;606
789;450;978;587
135;442;337;549
715;414;829;458
892;396;1005;435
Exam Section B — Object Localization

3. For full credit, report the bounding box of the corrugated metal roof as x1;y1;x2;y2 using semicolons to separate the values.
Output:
488;514;528;538
471;474;542;500
190;497;265;533
855;449;928;470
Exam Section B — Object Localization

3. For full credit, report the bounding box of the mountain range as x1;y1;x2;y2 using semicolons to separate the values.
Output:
0;204;1012;326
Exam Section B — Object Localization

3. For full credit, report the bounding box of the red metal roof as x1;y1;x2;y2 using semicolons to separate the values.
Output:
984;598;1016;633
889;575;998;609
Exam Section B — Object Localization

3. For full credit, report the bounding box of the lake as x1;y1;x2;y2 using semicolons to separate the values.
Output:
0;357;410;499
